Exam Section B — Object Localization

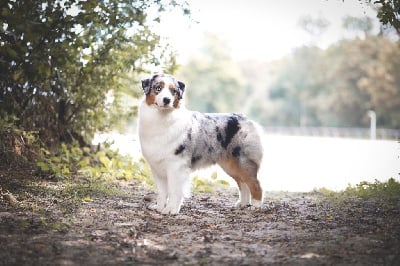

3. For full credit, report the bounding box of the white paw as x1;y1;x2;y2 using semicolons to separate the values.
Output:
161;205;180;215
147;203;164;212
157;205;166;213
235;200;250;208
147;203;157;210
251;199;263;208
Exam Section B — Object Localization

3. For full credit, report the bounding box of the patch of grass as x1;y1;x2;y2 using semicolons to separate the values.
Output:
192;172;230;193
61;176;129;203
192;177;214;193
312;187;338;198
343;178;400;199
313;178;400;200
50;221;71;233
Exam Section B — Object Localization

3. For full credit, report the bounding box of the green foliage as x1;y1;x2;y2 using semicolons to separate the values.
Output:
314;178;400;200
372;0;400;35
243;35;400;128
78;148;154;186
0;116;42;164
36;139;154;187
37;142;80;180
343;178;400;199
0;0;188;147
62;176;127;202
342;15;373;35
0;0;188;191
265;46;324;126
192;172;230;193
132;158;155;187
179;13;399;129
192;176;214;193
313;187;339;198
178;33;246;113
1;112;153;189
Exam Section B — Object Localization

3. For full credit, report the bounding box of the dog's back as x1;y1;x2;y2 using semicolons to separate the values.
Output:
174;112;263;172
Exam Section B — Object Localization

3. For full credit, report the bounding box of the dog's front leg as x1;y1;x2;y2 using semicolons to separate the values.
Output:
155;181;168;213
149;167;168;212
162;170;191;215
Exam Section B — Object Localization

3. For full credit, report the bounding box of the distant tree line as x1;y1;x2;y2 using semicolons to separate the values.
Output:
180;15;400;129
246;35;400;128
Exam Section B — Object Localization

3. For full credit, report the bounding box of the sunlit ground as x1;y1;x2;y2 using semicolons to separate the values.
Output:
96;133;399;192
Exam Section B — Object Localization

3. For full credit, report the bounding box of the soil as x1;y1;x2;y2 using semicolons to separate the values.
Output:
1;165;399;266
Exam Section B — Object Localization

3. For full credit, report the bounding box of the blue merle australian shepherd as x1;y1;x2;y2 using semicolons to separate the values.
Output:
138;73;263;214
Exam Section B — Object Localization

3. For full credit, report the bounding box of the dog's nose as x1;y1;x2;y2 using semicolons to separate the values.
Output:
163;97;171;105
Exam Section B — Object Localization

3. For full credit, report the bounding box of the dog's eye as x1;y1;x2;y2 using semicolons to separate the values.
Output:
154;87;162;93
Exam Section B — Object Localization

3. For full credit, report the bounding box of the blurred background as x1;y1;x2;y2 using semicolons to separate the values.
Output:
158;0;400;132
152;0;400;191
1;0;399;191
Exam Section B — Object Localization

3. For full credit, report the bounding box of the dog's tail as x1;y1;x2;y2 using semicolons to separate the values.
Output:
242;120;264;169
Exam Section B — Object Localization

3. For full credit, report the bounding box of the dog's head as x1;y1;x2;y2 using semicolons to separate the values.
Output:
141;73;185;110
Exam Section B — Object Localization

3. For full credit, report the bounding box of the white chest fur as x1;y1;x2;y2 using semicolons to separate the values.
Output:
138;100;190;165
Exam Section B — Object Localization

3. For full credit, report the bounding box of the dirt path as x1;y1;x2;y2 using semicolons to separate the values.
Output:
1;169;399;265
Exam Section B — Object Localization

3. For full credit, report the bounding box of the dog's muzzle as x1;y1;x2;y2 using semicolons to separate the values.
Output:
163;97;171;106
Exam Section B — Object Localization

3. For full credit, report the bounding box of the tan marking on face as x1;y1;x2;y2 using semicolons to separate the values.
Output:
218;157;262;201
145;93;156;105
173;94;180;108
167;83;180;108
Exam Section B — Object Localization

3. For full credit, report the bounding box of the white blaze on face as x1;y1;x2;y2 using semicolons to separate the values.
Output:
155;77;175;108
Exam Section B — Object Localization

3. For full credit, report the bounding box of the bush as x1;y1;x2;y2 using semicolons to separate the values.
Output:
343;178;400;199
1;117;153;187
0;115;41;166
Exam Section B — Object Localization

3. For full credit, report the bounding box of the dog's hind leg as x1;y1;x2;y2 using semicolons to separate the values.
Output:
219;157;263;208
240;159;263;207
245;176;263;207
218;158;252;207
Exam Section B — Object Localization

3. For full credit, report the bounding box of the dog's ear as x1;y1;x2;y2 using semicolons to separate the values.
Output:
141;78;151;95
177;81;185;99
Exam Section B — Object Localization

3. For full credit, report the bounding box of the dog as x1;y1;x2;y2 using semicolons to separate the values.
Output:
138;73;263;214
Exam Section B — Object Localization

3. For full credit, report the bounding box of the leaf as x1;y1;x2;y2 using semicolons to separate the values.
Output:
40;148;51;156
62;165;70;175
78;157;90;168
83;195;92;202
51;156;61;163
4;46;18;59
99;155;111;168
216;180;230;186
1;7;9;17
37;162;50;172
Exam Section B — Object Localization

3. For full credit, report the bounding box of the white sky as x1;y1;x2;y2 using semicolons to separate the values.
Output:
152;0;378;62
